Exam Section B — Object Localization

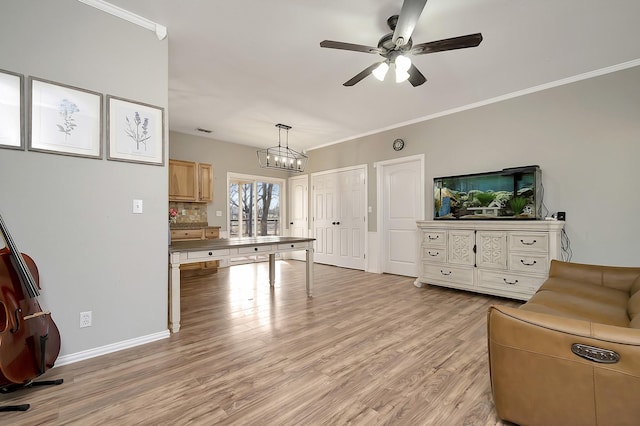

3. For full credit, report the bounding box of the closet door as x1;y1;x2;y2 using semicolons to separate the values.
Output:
312;167;366;270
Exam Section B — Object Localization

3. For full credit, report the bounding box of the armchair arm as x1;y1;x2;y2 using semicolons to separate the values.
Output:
487;305;640;425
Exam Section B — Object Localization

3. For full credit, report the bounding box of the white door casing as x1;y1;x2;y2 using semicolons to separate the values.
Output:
376;155;425;277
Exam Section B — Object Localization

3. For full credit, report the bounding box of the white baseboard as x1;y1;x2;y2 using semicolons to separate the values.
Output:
55;330;170;367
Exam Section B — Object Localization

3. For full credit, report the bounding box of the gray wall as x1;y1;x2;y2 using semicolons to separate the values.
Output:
307;66;640;267
0;1;168;357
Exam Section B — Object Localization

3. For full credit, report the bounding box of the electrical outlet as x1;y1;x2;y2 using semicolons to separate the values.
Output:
80;311;92;328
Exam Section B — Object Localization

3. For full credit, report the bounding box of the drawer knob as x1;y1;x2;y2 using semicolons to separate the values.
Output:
254;247;258;251
291;244;294;248
520;239;537;245
208;252;212;256
520;259;537;266
428;251;439;257
440;270;451;276
503;278;519;285
428;235;439;240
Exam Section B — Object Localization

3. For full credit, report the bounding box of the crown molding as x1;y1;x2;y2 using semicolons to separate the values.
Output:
77;0;167;40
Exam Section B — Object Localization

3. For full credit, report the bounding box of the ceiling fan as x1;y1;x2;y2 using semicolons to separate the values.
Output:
319;0;483;87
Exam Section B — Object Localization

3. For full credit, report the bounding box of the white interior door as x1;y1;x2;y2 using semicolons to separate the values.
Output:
378;156;424;277
288;175;308;261
337;169;365;269
312;167;366;270
313;172;338;263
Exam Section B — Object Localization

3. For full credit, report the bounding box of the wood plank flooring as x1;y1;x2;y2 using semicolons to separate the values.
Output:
1;261;520;425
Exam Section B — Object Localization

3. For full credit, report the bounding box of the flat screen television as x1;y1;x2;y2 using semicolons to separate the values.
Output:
434;165;542;220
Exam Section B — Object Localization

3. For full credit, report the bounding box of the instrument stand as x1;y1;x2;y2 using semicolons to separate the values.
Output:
0;378;64;412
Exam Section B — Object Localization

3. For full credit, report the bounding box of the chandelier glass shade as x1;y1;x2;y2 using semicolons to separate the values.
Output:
257;124;308;173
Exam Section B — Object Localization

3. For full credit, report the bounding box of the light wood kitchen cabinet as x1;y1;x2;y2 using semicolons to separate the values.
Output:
197;163;213;202
169;159;213;203
169;159;197;201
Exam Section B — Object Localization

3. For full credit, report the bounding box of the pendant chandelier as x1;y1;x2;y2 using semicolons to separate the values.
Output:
257;123;308;173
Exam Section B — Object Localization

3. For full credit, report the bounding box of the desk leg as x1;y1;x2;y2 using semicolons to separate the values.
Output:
169;252;181;333
306;248;314;297
269;253;276;286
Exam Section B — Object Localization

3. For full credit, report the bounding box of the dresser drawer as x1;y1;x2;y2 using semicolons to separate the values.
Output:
186;249;229;260
423;263;473;286
171;229;204;241
477;269;544;296
509;253;548;274
422;230;446;247
277;241;312;251
238;245;274;254
422;247;446;263
204;227;220;239
509;232;548;253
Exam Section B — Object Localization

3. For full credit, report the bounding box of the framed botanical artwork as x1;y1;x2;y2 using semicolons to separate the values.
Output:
0;69;25;150
106;95;164;166
28;77;102;158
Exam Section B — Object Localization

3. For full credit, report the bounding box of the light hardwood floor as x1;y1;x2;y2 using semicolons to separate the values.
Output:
1;261;520;425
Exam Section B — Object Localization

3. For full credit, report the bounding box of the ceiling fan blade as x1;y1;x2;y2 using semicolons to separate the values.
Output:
392;0;428;47
320;40;383;55
407;64;427;87
343;62;382;87
411;33;483;55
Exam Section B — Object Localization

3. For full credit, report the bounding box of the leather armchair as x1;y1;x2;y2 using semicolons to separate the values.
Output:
487;260;640;425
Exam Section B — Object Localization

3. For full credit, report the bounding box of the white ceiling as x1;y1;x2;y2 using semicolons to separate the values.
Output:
105;0;640;152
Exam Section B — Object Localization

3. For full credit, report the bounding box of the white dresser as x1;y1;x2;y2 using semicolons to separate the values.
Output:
415;220;565;300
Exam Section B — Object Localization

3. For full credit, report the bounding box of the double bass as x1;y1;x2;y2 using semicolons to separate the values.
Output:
0;213;61;393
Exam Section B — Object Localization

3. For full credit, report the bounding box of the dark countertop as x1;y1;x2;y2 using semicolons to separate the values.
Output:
169;236;315;253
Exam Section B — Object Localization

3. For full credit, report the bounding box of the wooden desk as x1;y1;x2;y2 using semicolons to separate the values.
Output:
168;236;315;332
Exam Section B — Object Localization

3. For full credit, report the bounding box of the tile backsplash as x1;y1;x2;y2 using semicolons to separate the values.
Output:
169;202;208;224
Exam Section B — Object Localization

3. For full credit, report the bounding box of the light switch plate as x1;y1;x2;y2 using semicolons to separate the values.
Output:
133;199;143;214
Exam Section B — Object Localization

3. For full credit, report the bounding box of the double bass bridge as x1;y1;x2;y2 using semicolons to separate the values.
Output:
23;311;51;321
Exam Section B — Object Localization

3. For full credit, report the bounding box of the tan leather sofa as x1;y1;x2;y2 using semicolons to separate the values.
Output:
487;260;640;426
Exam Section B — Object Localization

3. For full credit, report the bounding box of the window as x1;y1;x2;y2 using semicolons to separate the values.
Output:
228;174;284;238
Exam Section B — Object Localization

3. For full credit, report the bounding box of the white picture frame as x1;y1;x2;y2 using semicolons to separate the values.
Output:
28;77;103;159
0;69;25;150
107;95;164;166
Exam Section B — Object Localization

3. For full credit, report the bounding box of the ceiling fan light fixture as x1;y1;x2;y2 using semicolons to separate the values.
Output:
372;62;389;81
395;55;411;72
